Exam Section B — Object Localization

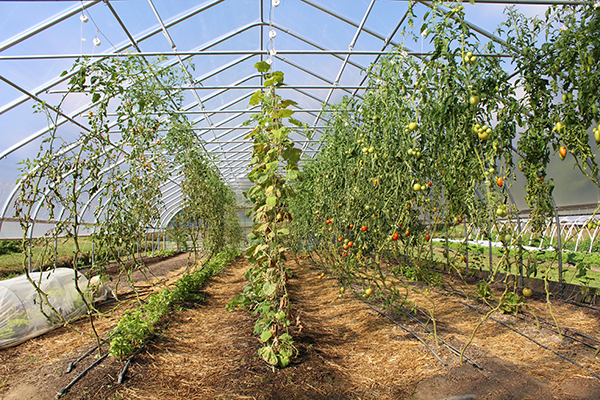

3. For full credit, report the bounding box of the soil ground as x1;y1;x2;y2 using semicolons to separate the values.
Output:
1;253;600;400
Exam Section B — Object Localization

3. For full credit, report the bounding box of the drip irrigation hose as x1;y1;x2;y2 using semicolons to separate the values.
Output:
553;296;600;312
406;310;482;370
459;300;600;381
363;302;448;366
56;353;109;398
433;283;600;352
117;338;152;384
66;344;99;373
513;308;599;351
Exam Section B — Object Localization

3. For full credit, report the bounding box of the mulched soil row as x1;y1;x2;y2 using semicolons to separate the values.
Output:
95;257;600;399
2;254;600;400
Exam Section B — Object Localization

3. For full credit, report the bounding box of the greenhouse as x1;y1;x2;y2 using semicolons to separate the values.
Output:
0;0;599;399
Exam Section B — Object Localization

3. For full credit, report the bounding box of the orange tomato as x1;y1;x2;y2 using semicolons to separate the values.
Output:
559;146;567;158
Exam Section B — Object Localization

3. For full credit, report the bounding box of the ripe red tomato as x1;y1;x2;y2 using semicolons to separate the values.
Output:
391;232;399;241
326;219;332;224
428;181;433;187
298;255;303;259
405;230;410;237
425;234;431;241
348;241;353;247
361;226;368;232
349;224;354;229
338;237;343;242
342;252;348;257
497;177;504;187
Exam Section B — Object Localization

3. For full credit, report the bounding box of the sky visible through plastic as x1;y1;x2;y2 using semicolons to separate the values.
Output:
0;0;597;239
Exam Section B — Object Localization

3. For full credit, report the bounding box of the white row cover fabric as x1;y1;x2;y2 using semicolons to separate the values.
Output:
0;268;110;349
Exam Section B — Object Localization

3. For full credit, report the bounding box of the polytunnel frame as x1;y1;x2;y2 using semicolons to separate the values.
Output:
0;0;404;228
0;0;597;281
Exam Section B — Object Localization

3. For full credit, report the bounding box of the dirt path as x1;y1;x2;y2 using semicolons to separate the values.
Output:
99;258;600;400
2;255;600;399
0;252;194;400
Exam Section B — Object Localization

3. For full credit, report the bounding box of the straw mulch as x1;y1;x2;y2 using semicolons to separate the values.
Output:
100;257;599;400
2;253;600;400
0;252;193;400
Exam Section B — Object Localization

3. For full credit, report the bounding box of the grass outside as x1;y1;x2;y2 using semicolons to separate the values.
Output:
0;237;171;280
428;240;600;289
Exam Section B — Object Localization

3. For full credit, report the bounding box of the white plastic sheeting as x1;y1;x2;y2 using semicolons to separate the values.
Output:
0;268;110;349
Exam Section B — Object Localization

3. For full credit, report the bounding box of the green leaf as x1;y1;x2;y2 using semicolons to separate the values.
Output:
262;282;276;296
276;109;294;118
249;91;263;106
286;168;299;180
282;147;301;164
266;195;277;207
277;227;290;236
255;61;272;73
280;99;297;108
260;329;273;342
259;346;278;365
271;71;284;84
92;93;101;103
60;70;68;77
264;77;276;87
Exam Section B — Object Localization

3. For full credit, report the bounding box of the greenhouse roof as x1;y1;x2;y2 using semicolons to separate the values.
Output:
0;0;598;239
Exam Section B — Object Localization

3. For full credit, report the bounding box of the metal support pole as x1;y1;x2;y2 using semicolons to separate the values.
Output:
445;225;449;270
507;191;524;288
28;242;32;273
489;234;493;272
551;196;563;297
464;220;469;274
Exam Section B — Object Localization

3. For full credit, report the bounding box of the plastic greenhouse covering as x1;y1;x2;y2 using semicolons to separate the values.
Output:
0;269;110;349
0;0;599;242
0;0;599;386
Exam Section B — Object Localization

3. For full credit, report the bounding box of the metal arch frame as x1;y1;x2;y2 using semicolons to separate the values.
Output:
0;0;231;117
309;0;376;152
0;25;263;162
1;68;261;226
5;0;582;248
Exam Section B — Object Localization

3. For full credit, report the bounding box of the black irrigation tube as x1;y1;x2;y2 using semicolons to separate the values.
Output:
66;344;100;374
389;263;600;373
435;284;600;352
363;302;448;366
56;352;109;398
458;300;600;381
406;310;482;370
553;296;600;312
428;265;600;342
504;302;599;351
117;337;153;384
